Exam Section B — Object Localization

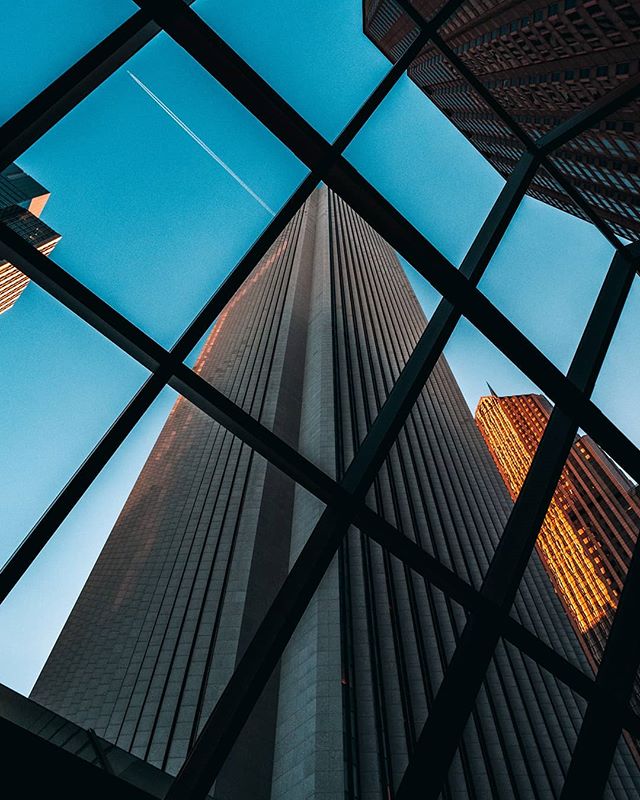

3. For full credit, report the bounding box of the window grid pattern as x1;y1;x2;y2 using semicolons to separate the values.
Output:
0;1;638;799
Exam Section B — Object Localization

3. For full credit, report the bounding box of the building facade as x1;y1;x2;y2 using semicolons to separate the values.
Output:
475;391;640;700
0;163;60;314
364;0;640;241
31;188;640;798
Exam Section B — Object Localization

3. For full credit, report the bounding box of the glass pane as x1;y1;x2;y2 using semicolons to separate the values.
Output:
195;0;403;142
593;275;640;449
1;1;137;126
0;283;148;606
0;387;174;697
344;59;505;266
17;33;307;349
478;190;614;374
190;185;443;468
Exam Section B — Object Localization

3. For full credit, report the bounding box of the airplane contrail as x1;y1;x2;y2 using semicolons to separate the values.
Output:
127;70;276;217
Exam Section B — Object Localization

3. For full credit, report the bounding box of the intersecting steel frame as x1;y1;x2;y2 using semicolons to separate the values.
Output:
0;0;639;797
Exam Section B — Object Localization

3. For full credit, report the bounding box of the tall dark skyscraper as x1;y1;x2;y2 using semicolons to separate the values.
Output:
31;188;640;798
0;163;60;314
363;0;640;241
475;391;640;711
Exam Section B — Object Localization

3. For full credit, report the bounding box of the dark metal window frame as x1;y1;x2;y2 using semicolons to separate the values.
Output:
0;1;638;798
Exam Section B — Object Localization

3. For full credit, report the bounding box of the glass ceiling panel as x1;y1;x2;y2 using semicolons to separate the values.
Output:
1;1;137;127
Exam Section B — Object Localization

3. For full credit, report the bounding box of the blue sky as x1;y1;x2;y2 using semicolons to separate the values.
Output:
0;0;637;695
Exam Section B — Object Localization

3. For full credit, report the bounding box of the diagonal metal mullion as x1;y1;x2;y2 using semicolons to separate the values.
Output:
163;150;540;800
0;223;165;371
426;34;625;250
427;28;535;151
395;244;639;799
0;371;166;604
541;157;626;251
133;0;330;171
333;0;469;152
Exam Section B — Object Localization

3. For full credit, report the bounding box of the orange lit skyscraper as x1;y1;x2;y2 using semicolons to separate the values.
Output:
475;391;640;696
0;163;60;315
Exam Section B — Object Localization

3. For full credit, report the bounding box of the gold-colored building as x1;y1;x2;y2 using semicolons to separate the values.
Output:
476;391;640;673
0;163;60;315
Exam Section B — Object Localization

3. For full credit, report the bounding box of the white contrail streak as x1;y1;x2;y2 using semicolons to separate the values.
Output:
127;71;276;217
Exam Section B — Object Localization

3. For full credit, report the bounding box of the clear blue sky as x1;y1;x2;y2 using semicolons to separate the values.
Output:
0;0;637;695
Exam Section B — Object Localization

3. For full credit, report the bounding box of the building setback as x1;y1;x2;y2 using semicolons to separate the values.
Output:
0;163;60;314
475;391;640;708
363;0;640;241
31;187;640;798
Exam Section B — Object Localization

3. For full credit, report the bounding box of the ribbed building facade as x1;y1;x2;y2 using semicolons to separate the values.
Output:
0;163;60;314
475;392;640;706
31;187;640;798
363;0;640;241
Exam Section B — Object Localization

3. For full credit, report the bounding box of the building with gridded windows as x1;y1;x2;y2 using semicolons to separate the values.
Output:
30;188;640;798
0;163;60;314
364;0;640;241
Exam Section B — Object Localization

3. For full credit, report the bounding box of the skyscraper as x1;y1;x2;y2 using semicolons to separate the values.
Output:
363;1;640;241
31;188;640;798
475;391;640;707
0;163;60;314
